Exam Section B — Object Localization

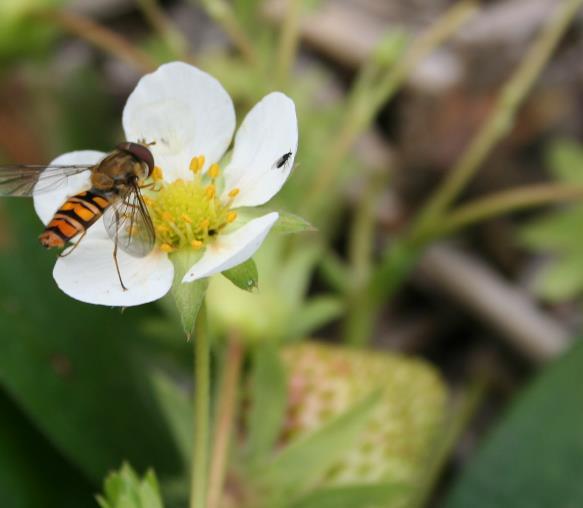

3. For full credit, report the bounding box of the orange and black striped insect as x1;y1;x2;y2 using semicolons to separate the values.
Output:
0;142;156;290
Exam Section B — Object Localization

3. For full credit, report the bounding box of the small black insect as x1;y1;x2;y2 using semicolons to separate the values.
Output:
273;151;293;170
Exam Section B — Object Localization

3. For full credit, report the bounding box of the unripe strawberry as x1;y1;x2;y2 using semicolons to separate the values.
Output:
280;342;447;488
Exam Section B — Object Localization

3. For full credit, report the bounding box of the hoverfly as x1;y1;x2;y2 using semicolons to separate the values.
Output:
0;142;156;290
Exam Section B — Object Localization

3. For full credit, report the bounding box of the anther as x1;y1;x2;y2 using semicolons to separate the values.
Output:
152;166;164;181
228;188;240;198
189;157;200;173
205;185;216;199
160;243;174;253
226;211;237;223
162;211;174;222
209;163;220;179
181;214;193;224
191;239;203;249
199;219;210;230
197;155;205;170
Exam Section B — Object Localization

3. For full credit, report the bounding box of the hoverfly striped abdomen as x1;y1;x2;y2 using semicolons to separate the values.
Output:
39;190;111;249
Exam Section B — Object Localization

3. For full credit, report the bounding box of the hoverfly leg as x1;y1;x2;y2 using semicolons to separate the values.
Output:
113;210;128;291
59;230;87;258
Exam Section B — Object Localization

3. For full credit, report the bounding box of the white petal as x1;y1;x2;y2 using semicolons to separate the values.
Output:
222;92;297;208
123;62;236;182
53;237;174;306
183;212;278;282
33;151;105;225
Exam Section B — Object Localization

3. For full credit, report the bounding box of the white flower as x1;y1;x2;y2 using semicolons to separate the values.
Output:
34;62;298;307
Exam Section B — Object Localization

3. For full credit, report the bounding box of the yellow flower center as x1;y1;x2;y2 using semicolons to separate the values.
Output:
146;156;239;253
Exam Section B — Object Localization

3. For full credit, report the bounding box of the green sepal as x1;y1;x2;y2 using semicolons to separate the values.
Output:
97;463;164;508
222;258;259;292
236;208;316;235
169;251;208;339
272;211;317;235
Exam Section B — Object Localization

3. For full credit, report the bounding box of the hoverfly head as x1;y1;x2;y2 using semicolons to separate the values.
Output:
117;141;155;179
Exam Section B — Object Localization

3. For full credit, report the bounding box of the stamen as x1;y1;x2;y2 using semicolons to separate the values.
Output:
189;157;200;173
205;185;216;199
152;166;164;181
147;154;238;253
228;188;240;198
209;163;220;179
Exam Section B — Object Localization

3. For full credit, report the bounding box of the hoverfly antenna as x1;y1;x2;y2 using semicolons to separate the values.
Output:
117;142;155;175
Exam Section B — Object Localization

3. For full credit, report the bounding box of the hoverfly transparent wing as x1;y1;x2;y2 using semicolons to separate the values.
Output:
102;182;155;258
0;164;93;197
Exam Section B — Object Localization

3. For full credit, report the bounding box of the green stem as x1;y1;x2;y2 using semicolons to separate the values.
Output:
344;174;386;346
207;334;244;508
191;307;210;508
304;1;477;214
276;0;302;88
436;183;583;237
413;0;583;235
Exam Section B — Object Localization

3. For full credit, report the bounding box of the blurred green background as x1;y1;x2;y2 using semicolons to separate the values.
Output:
2;1;583;507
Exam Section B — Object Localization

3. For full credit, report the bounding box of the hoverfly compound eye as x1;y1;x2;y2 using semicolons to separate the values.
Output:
117;142;155;176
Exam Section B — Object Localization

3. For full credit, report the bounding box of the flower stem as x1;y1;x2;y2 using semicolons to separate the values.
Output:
191;307;210;508
207;333;244;508
412;0;583;236
436;183;583;237
42;9;157;74
275;0;303;88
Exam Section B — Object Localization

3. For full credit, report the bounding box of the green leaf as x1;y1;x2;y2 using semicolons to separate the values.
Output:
444;340;583;508
260;390;381;494
246;343;288;464
0;390;94;508
0;200;181;483
170;251;208;338
289;482;406;508
285;296;344;341
222;258;259;292
97;463;164;508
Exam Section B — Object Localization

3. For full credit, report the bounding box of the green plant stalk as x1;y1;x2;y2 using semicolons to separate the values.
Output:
191;307;210;508
197;0;258;66
44;9;157;74
436;183;583;237
276;0;303;88
136;0;192;58
344;175;386;346
207;334;244;508
408;377;488;508
413;0;583;236
304;1;478;214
